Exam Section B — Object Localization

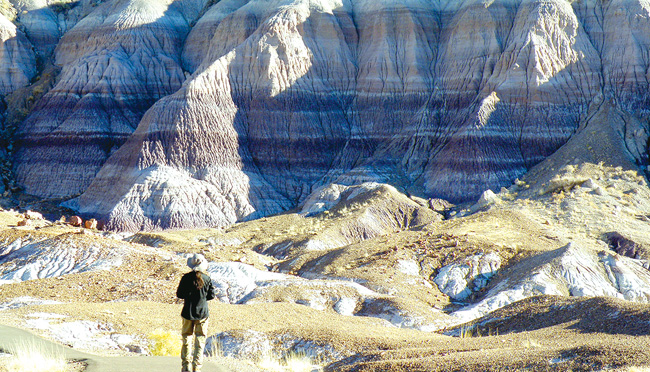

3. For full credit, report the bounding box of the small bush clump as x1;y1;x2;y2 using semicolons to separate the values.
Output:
147;329;181;356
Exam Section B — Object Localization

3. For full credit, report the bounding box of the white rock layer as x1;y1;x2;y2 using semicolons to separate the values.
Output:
451;243;650;324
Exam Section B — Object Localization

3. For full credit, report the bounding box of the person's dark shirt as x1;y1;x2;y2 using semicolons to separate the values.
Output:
176;272;215;320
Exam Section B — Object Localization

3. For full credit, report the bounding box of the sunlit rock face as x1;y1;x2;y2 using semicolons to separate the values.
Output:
11;0;67;61
0;13;36;96
0;10;35;193
420;0;603;200
12;0;209;198
11;0;115;60
10;0;650;230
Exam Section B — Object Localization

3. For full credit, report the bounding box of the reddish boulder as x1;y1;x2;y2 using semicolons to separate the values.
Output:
68;216;83;227
84;218;97;229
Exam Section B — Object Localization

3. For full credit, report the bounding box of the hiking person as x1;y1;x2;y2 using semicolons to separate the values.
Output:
176;253;215;372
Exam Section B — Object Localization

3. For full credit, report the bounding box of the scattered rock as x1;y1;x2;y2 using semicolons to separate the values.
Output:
428;198;454;213
409;195;429;208
434;253;502;301
470;190;500;213
605;232;645;260
84;218;97;229
582;178;597;189
538;175;590;196
17;219;31;226
68;216;83;227
593;186;606;196
23;210;43;220
124;344;146;354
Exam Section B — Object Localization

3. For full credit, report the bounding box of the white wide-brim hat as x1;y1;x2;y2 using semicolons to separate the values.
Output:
187;253;208;273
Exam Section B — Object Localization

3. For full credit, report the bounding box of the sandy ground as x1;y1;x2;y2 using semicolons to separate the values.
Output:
1;157;650;370
331;296;650;371
2;297;649;371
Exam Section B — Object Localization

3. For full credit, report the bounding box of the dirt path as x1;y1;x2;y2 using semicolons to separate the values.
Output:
0;325;243;372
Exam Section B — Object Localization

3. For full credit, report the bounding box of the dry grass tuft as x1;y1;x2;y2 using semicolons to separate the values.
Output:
2;339;68;372
256;352;322;372
521;337;541;349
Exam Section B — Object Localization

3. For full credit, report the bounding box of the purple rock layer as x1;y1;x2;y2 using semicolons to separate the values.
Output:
7;0;650;230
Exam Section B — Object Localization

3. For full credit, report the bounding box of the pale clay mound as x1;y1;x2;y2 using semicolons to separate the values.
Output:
2;0;650;230
2;159;650;370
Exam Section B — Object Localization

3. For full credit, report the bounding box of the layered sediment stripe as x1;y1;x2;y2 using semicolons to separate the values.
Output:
25;0;650;230
13;0;210;198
